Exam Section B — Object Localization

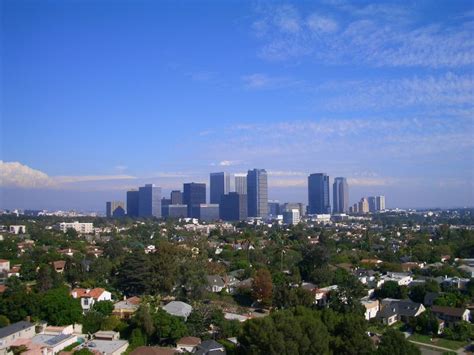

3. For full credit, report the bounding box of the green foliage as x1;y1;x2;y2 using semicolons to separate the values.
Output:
0;315;10;327
443;321;473;342
374;281;408;299
129;328;147;349
377;328;420;355
82;310;106;334
40;287;82;325
74;349;94;355
408;310;440;336
153;309;188;343
238;307;330;355
92;300;114;316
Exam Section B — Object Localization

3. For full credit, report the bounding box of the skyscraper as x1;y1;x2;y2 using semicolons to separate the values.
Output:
376;196;386;211
333;177;349;213
368;196;377;212
170;190;183;205
138;184;162;218
358;197;369;214
247;169;268;218
220;192;248;221
210;172;230;204
308;173;331;214
126;189;139;217
183;182;206;218
106;201;126;218
234;174;247;195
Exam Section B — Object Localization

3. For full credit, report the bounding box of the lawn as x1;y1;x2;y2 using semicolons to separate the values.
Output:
408;333;468;351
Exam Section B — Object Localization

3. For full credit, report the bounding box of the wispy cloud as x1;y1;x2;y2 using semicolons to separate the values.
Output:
242;73;303;90
253;3;474;68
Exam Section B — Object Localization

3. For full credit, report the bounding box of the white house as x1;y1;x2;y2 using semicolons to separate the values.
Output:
361;298;380;320
71;288;112;312
8;225;26;234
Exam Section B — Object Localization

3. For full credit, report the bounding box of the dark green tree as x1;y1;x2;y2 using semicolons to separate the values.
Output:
376;328;420;355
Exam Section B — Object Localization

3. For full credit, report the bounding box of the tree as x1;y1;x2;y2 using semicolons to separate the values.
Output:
377;328;420;355
153;309;188;343
132;304;155;337
375;281;406;299
40;287;82;325
129;328;146;349
92;300;114;316
252;269;273;307
117;252;152;296
409;310;439;335
82;311;104;334
238;307;330;355
0;315;10;328
37;264;62;292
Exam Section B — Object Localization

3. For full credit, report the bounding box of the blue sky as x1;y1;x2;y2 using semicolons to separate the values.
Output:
1;0;473;211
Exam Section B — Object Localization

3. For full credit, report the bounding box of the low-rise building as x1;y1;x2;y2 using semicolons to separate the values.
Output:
113;297;141;320
176;336;201;353
71;288;112;312
162;301;192;321
0;321;36;353
431;306;471;325
57;221;94;234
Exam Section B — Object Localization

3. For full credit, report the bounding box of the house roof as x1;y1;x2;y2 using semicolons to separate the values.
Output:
177;336;201;346
207;275;225;287
431;305;468;318
0;321;34;339
162;301;192;318
52;260;66;269
130;346;177;355
194;340;225;355
71;288;106;299
377;299;424;318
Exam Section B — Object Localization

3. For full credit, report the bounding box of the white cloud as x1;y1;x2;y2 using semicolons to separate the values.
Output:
0;161;54;188
242;73;303;90
253;3;474;67
219;160;241;167
307;14;339;33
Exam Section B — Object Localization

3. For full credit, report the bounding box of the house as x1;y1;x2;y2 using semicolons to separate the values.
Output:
207;275;225;293
194;340;226;355
381;272;413;286
51;260;66;273
76;339;128;355
437;276;470;290
0;321;36;353
162;301;192;321
431;306;471;325
376;299;425;325
458;264;474;278
176;336;201;352
9;225;26;234
0;260;9;273
113;296;141;320
71;288;112;312
313;285;338;306
360;259;383;265
12;332;78;355
361;298;380;320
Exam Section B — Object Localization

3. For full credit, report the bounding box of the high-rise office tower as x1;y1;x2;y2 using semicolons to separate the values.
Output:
333;177;349;213
220;192;248;221
161;198;171;217
376;196;386;211
283;209;300;225
268;200;281;217
282;202;306;218
358;197;369;214
126;189;139;217
210;172;230;204
198;204;220;222
308;173;331;214
183;182;206;218
138;184;162;218
106;201;126;218
368;196;377;212
234;174;247;195
247;169;268;218
170;190;183;205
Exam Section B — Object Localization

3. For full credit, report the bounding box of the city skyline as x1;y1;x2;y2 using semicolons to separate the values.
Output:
1;0;473;210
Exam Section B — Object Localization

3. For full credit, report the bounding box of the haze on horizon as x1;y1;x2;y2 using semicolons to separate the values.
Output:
1;0;473;211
